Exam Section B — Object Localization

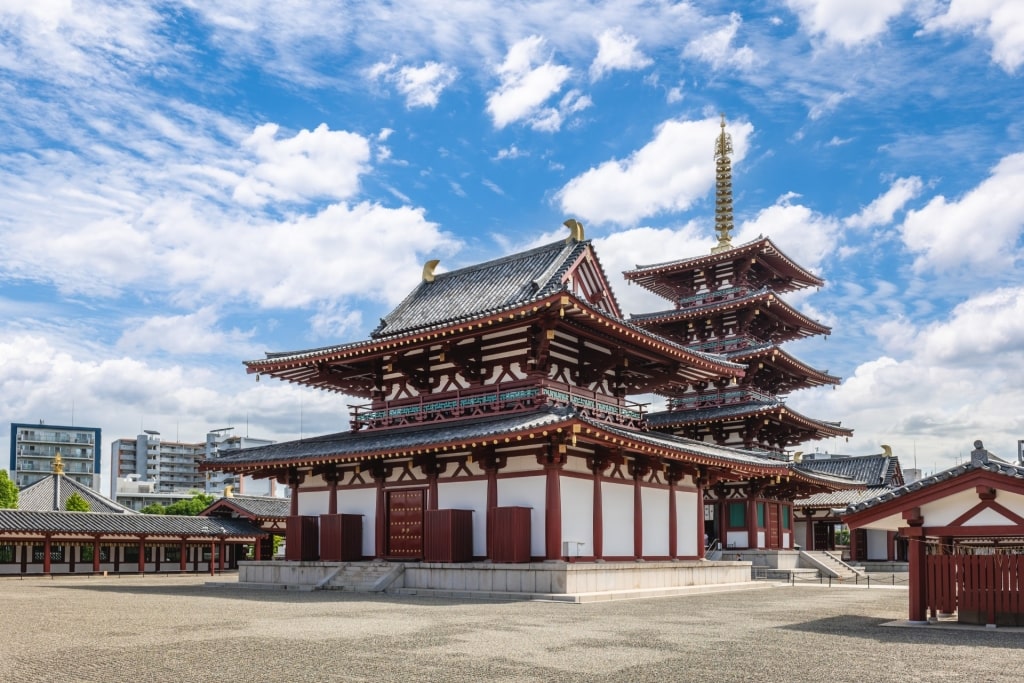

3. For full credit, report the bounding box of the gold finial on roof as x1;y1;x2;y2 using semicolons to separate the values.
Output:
53;450;64;475
711;113;735;254
563;219;584;243
422;259;440;283
224;484;234;498
880;444;892;457
792;451;803;463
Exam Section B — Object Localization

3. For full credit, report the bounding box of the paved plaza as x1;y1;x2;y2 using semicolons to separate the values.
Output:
2;574;1020;682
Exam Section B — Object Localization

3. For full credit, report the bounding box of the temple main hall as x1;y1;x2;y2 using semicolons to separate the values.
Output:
203;120;861;594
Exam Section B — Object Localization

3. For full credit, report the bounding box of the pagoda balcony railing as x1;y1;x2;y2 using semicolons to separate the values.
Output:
350;380;646;431
668;387;775;411
676;285;750;309
688;338;758;355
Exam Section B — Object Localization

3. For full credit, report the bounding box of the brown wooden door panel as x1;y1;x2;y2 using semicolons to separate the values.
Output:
387;489;425;559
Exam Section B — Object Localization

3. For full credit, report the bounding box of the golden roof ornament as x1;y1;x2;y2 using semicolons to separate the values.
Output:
563;219;584;243
422;259;440;283
711;114;735;254
53;450;64;475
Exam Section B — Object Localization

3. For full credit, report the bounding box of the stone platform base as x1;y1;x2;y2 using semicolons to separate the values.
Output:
234;559;754;601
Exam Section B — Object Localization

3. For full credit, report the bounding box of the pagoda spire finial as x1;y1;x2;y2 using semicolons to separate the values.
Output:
711;114;735;254
52;450;64;475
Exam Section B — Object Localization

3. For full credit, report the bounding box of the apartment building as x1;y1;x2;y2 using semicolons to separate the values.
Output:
9;423;102;490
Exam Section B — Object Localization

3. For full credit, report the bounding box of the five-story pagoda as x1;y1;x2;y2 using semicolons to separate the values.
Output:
624;117;852;454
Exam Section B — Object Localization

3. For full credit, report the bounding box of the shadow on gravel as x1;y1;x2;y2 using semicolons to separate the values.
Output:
779;615;1024;649
45;581;514;606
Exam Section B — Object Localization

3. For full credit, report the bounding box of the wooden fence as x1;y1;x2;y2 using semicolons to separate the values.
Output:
926;554;1024;626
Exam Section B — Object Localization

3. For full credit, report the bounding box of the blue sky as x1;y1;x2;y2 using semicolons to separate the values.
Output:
2;1;1023;491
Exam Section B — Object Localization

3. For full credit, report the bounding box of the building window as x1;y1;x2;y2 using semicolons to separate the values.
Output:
0;545;14;563
728;502;746;527
32;545;64;562
782;506;791;530
165;547;180;562
123;546;140;563
756;502;765;528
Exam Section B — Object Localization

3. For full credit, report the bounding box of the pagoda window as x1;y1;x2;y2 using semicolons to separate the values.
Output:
782;506;791;530
727;502;746;528
756;502;765;528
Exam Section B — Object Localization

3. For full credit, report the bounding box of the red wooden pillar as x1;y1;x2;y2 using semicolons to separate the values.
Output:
427;473;439;511
43;536;52;574
208;541;216;576
328;476;339;515
747;498;758;550
485;457;498;560
668;475;678;559
592;458;604;560
542;446;565;561
374;472;386;560
906;526;927;622
138;538;146;574
849;527;858;561
179;539;187;572
92;537;101;573
696;475;706;559
289;477;300;516
253;536;262;561
219;539;226;572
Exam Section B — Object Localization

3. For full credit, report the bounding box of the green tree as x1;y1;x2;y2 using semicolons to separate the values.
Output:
140;503;166;515
65;491;90;512
164;491;215;516
0;469;18;509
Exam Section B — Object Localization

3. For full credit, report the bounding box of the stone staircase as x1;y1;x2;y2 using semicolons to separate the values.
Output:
799;550;864;581
317;562;405;592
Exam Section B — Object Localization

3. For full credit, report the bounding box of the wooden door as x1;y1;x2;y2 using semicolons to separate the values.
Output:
767;503;780;549
387;489;425;559
813;522;832;551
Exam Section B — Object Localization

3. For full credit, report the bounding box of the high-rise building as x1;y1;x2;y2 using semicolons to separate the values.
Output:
109;428;276;500
9;422;102;490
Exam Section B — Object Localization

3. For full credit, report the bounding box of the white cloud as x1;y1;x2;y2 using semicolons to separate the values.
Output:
785;0;914;47
590;27;653;81
901;152;1024;273
367;58;459;108
494;145;526;160
309;302;364;339
233;123;371;206
795;286;1024;468
486;36;582;131
734;196;841;274
845;176;923;229
923;0;1024;73
117;307;255;356
683;12;757;70
556;116;752;226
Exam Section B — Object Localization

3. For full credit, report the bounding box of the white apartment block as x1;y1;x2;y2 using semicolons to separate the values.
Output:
10;422;101;490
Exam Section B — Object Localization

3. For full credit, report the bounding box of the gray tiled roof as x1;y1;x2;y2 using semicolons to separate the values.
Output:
206;407;583;466
646;400;850;436
18;474;136;514
203;495;290;519
797;454;900;488
845;459;1024;515
0;510;265;537
795;488;896;509
372;239;591;338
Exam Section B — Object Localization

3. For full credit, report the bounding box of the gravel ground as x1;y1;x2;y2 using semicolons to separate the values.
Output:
1;574;1020;683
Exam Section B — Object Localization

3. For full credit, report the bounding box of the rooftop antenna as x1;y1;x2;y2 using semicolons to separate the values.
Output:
711;113;735;254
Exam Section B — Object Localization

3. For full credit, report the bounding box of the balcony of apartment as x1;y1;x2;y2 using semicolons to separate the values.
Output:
350;379;646;431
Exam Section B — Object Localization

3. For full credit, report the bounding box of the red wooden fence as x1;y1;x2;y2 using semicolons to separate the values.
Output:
926;554;1024;626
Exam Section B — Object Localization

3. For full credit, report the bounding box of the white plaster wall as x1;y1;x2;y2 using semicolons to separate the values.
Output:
563;456;591;475
793;521;807;547
336;488;376;557
298;490;329;516
502;456;544;474
921;489;984;526
966;506;1019;526
499;476;547;556
726;531;748;549
867;529;889;560
561;476;594;557
782;531;791;548
602;480;634;557
757;531;765;548
642;487;669;557
438;480;487;556
677;490;698;556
